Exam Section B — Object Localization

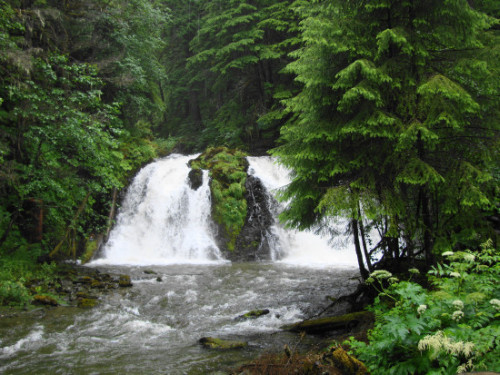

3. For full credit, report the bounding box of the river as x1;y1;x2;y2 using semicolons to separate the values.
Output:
0;155;361;374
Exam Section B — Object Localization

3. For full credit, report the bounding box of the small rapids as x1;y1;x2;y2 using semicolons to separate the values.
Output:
0;264;359;375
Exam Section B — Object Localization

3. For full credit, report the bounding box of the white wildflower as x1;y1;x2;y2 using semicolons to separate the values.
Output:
490;299;500;311
418;331;474;359
463;253;475;262
442;251;454;257
452;300;464;310
388;277;399;284
365;277;375;284
452;310;464;322
450;272;461;278
409;268;420;274
369;270;393;280
417;304;427;315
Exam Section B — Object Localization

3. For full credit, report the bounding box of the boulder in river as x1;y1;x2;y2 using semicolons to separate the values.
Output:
118;275;133;287
199;337;247;350
236;309;270;321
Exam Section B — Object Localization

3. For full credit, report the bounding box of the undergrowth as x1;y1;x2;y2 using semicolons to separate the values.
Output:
0;245;59;307
348;239;500;374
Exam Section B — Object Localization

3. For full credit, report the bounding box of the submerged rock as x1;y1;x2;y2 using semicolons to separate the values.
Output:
77;298;99;308
236;309;270;321
199;337;247;350
282;311;373;334
118;275;133;287
33;294;59;306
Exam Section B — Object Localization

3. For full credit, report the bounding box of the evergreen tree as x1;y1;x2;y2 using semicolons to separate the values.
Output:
272;0;499;269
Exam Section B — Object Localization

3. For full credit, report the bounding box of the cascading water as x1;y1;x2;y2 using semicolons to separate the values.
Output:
93;154;224;265
94;154;359;267
247;156;359;267
0;154;363;375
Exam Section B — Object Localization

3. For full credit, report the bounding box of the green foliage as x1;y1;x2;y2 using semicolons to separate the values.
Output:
349;240;500;374
272;0;499;261
0;246;58;306
191;147;248;250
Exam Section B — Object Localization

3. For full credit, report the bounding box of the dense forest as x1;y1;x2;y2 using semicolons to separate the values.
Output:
0;0;499;372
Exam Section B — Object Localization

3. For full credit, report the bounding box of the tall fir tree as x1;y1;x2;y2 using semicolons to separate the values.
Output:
272;0;499;269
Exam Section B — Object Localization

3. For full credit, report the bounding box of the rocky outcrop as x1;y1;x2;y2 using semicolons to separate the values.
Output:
187;168;203;190
229;175;274;261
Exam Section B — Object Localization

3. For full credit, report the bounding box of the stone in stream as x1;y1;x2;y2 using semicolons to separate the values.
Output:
199;337;247;350
33;294;59;306
118;274;133;287
235;309;270;321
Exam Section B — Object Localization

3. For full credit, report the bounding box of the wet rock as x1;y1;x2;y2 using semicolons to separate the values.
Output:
118;275;133;287
199;337;247;350
77;298;99;308
91;280;105;289
33;295;59;306
236;309;270;321
74;275;94;285
144;269;157;275
188;168;203;190
156;276;162;282
282;311;373;334
227;175;274;261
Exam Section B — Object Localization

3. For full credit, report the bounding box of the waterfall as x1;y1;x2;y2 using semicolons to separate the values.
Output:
247;157;359;267
92;154;359;267
92;154;223;265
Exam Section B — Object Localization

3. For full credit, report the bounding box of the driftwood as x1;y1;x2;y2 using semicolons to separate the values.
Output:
282;311;373;334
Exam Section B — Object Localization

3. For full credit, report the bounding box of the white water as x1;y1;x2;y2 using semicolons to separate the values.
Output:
247;156;358;267
92;154;224;266
92;154;358;268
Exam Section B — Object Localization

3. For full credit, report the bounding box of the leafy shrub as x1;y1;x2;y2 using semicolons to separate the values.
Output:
0;280;32;306
348;240;500;374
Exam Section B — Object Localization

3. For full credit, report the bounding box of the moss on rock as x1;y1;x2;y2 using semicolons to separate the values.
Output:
33;294;59;306
189;147;248;251
199;337;247;350
118;275;133;287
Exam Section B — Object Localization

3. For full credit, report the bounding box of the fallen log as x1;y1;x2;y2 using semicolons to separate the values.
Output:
282;311;373;334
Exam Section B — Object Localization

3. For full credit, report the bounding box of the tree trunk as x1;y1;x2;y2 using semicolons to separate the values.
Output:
352;219;369;279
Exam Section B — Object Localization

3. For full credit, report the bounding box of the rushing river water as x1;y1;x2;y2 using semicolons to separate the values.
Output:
0;155;362;374
0;263;359;375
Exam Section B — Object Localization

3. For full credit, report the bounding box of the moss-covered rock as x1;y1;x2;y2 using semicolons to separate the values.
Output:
325;347;367;375
189;147;249;252
33;294;59;306
199;337;248;350
282;311;373;334
118;275;133;287
236;309;270;321
77;298;99;308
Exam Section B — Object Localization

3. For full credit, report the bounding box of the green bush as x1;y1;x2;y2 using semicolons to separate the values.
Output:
348;240;500;374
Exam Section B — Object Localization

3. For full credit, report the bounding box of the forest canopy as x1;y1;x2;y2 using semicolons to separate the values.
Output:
0;0;498;269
